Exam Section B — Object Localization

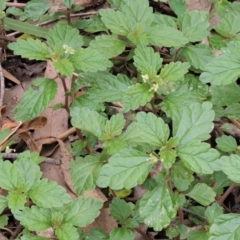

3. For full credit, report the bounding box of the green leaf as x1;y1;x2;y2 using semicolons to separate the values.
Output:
97;149;153;190
90;35;126;58
209;34;227;50
100;113;126;140
160;62;190;82
20;234;49;240
7;191;26;211
53;59;74;77
188;230;210;240
0;215;8;228
221;154;240;183
64;197;103;227
46;23;83;52
173;102;214;147
18;206;51;231
0;160;22;190
147;25;189;47
178;142;220;174
70;155;102;195
187;183;216;206
178;11;210;42
14;78;57;121
170;161;194;191
210;83;240;106
214;13;240;38
123;83;154;112
153;13;177;28
104;137;127;155
5;17;49;38
136;112;170;146
109;228;134;240
183;44;214;71
205;203;223;225
8;39;50;60
70;107;107;137
99;9;130;35
29;179;71;208
209;214;240;240
14;159;42;191
169;0;187;16
216;135;237;152
0;196;8;213
16;151;43;165
64;0;74;8
133;45;162;78
224;103;240;119
110;198;131;223
24;0;52;21
55;223;79;240
0;128;11;144
139;185;178;231
127;23;149;45
69;48;112;72
87;228;109;240
200;41;240;85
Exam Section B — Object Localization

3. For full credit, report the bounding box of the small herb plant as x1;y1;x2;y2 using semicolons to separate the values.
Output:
0;0;240;239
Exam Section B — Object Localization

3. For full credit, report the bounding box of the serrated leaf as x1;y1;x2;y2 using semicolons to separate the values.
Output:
123;83;154;112
64;197;103;227
160;62;190;81
87;228;109;240
97;149;153;190
7;191;26;211
133;45;162;78
187;183;216;206
99;9;130;35
127;23;149;45
53;58;73;77
169;0;187;16
224;103;240;119
209;34;227;50
147;25;189;47
209;213;240;240
21;234;49;240
136;112;169;146
214;13;240;38
24;0;52;21
14;78;57;121
55;223;79;240
100;113;126;140
104;137;127;155
216;135;237;152
70;107;107;137
221;154;240;183
70;155;102;195
178;11;210;42
200;41;240;85
205;203;223;225
14;159;42;191
8;39;50;60
171;161;194;191
110;198;131;223
46;23;83;52
90;34;126;58
0;160;22;190
17;150;43;165
110;228;134;240
173;102;214;147
0;196;8;213
139;185;178;231
29;179;71;208
178;142;220;174
160;147;177;169
69;48;112;72
153;13;177;28
80;15;108;33
183;44;214;71
188;230;210;240
18;206;51;231
210;83;240;106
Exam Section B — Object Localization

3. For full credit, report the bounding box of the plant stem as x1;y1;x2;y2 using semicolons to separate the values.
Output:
218;182;236;206
60;76;70;113
133;228;150;240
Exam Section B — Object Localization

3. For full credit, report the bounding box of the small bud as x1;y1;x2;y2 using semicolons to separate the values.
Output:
142;74;149;82
63;45;75;54
149;83;159;92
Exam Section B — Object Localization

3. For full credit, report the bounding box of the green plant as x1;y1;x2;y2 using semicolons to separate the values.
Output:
0;0;240;239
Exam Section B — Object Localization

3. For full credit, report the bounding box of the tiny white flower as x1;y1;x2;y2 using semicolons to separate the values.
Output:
63;44;75;54
149;83;159;92
142;74;149;82
147;153;158;163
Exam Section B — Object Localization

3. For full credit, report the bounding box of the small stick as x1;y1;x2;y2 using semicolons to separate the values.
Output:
2;153;60;165
0;48;4;106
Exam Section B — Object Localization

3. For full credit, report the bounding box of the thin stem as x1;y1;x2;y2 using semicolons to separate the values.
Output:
9;223;22;240
66;8;71;25
181;207;206;221
133;228;150;240
218;182;236;206
60;76;70;113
